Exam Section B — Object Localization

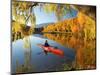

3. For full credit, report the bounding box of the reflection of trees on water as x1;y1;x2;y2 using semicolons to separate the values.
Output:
16;36;34;73
43;34;96;70
12;26;34;42
12;31;23;42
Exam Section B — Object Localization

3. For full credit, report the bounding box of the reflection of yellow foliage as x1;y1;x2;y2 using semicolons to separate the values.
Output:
43;33;96;69
23;37;30;49
12;20;34;41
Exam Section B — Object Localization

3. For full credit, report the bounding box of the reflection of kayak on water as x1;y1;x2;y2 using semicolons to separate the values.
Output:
38;44;64;56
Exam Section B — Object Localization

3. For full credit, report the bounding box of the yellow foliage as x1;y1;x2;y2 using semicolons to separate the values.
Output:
12;21;22;32
43;33;96;69
43;11;96;40
43;4;57;13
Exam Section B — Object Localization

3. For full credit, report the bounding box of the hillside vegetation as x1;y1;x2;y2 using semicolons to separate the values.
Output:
43;12;96;40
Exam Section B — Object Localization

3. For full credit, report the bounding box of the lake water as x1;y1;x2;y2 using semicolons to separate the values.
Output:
12;34;76;74
12;33;96;74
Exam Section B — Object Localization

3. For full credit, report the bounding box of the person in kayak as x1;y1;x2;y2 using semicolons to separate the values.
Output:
44;40;50;47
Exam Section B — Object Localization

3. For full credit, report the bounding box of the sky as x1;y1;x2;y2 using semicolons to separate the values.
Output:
27;5;78;25
34;6;58;25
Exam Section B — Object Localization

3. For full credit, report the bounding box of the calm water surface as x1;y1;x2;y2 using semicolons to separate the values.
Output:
12;34;75;73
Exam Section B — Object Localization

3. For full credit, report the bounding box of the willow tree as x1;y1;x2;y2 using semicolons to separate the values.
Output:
12;1;38;33
42;3;74;21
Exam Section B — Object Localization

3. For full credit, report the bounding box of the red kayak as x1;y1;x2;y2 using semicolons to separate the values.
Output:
38;44;64;56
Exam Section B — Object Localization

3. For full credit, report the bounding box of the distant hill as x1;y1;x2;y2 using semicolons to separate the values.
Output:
35;23;54;28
